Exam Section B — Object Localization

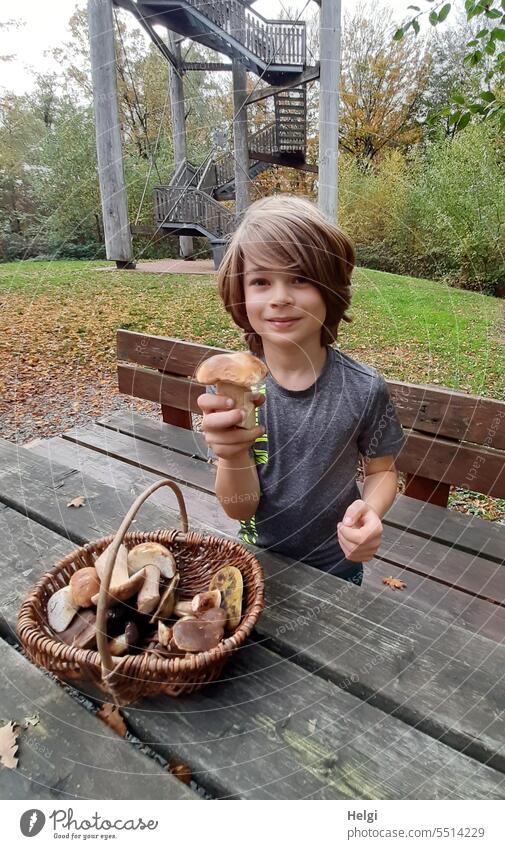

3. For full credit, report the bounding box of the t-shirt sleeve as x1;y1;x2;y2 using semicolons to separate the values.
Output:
203;385;217;461
357;373;405;460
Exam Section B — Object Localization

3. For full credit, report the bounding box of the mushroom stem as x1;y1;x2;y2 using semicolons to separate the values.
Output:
215;380;256;429
137;564;161;615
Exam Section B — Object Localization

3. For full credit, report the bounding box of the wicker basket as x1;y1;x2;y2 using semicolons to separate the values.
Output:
17;479;264;705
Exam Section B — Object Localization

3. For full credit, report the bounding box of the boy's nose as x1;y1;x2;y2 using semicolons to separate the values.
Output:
269;283;295;305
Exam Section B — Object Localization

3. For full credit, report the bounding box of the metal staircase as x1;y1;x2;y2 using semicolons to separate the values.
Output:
137;0;306;84
141;0;311;265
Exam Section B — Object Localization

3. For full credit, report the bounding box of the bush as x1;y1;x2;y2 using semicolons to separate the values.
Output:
339;124;505;295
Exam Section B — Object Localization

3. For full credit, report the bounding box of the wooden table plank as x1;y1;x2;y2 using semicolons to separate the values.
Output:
95;412;505;565
98;411;208;460
27;439;505;646
0;504;75;638
252;552;505;771
63;424;214;494
120;644;505;800
363;558;505;644
386;494;505;565
380;524;505;605
2;438;505;775
29;436;236;537
0;640;197;800
6;493;503;799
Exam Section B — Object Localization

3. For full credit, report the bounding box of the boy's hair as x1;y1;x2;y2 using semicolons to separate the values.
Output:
217;194;355;356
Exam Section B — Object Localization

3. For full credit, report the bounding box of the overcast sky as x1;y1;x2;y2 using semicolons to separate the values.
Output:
0;0;423;94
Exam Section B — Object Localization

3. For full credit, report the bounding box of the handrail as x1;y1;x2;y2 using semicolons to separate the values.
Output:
154;185;236;238
183;0;305;65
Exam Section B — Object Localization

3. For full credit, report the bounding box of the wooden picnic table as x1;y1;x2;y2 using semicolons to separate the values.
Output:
1;416;505;800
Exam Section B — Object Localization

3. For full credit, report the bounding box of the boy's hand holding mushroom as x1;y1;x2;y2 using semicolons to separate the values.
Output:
337;499;383;563
196;352;267;462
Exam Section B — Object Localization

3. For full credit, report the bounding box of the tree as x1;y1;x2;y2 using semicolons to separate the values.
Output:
338;2;430;162
395;0;505;129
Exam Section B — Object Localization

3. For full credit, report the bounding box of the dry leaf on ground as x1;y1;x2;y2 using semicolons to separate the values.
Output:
0;721;20;769
383;576;407;590
97;703;127;737
67;496;86;508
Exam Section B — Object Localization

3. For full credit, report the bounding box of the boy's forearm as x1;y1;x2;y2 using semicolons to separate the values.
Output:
215;451;261;521
362;470;398;519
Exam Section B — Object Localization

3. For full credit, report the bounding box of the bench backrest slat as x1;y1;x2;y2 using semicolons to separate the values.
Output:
117;330;505;501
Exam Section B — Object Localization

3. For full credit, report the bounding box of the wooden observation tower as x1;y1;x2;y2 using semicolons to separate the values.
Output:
88;0;341;268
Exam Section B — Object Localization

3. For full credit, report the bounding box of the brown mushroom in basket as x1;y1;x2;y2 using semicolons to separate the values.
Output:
127;542;176;579
69;567;100;608
172;618;224;653
173;600;195;619
209;566;243;632
195;352;268;430
136;564;161;615
191;590;221;615
91;568;145;606
94;542;129;591
47;585;79;633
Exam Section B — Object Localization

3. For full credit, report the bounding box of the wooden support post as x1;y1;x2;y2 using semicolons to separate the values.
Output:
232;58;251;217
166;29;194;260
318;0;341;223
87;0;134;267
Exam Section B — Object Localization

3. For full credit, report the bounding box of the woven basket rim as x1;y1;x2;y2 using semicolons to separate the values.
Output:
17;528;264;679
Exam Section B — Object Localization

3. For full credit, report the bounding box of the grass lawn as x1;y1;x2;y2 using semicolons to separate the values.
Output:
1;258;502;395
0;259;503;521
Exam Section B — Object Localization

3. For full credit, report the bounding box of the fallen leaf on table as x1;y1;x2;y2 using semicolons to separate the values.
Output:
97;703;127;737
383;576;407;590
0;721;19;769
169;761;192;785
67;495;86;508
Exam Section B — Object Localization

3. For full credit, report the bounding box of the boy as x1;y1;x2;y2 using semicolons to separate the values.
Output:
198;195;405;585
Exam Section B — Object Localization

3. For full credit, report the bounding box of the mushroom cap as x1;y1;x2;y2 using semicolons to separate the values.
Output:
195;352;268;388
172;618;224;653
69;567;100;608
127;542;176;579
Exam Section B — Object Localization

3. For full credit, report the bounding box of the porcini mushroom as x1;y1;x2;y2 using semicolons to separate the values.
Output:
200;606;227;629
127;542;176;579
195;352;268;430
90;568;145;606
136;564;161;615
47;585;79;633
69;567;100;608
191;590;221;615
94;543;129;591
173;600;195;618
172;618;224;653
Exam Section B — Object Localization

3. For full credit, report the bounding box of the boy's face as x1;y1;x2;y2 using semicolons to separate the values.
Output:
242;253;327;347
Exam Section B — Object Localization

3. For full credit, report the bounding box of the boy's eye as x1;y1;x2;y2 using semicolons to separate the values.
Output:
250;279;268;286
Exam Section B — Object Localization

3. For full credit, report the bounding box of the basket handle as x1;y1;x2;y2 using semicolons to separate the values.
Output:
95;478;189;686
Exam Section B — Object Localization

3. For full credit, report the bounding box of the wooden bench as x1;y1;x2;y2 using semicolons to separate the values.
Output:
116;328;505;508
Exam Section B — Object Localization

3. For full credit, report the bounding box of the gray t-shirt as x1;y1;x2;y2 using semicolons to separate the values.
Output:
207;345;405;575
